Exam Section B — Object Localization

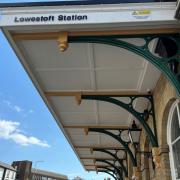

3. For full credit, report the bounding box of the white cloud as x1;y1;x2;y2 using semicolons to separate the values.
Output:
28;109;34;113
14;106;23;113
3;100;24;113
3;100;35;116
3;100;11;106
0;120;50;147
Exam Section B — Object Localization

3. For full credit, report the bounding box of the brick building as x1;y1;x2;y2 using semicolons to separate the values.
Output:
0;160;68;180
0;0;180;180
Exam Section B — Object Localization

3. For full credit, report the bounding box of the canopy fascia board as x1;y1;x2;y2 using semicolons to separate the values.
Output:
0;2;178;29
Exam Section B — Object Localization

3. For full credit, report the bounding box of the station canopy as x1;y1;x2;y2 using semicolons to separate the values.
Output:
0;0;179;172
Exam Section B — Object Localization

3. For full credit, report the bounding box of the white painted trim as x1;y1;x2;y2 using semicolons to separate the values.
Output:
167;99;180;180
0;2;178;28
172;136;180;146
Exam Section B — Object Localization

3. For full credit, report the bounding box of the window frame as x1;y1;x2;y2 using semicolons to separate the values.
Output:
167;99;180;180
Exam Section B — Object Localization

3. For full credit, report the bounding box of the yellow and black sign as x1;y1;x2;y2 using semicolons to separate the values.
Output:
132;10;151;19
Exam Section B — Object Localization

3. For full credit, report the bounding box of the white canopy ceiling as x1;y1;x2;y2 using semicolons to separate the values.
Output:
8;37;160;169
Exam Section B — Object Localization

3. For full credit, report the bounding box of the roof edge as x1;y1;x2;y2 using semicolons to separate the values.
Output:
0;0;175;8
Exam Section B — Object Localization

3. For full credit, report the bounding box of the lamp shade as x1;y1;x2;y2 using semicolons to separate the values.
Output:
128;121;141;144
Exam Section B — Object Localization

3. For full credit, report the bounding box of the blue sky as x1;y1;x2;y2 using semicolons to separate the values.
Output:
0;1;110;179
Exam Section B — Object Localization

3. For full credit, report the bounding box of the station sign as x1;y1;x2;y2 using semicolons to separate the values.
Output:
0;5;176;27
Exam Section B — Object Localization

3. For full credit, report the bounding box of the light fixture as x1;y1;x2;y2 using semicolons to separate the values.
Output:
128;121;154;168
128;120;141;150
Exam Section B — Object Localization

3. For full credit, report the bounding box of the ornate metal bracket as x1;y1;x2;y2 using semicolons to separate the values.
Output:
92;148;128;177
89;127;137;166
97;170;117;180
69;34;180;96
97;166;117;175
95;159;123;180
82;94;158;149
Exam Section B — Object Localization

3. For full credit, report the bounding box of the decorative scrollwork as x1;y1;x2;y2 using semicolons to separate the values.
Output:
83;95;157;147
93;148;128;177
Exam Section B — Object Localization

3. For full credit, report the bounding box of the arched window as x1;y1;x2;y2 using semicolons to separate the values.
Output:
167;99;180;179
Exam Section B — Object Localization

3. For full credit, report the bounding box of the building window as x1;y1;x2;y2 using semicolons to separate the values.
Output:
0;168;4;180
5;170;10;179
167;99;180;179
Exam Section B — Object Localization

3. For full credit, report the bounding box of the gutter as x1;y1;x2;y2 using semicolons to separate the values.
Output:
0;0;174;8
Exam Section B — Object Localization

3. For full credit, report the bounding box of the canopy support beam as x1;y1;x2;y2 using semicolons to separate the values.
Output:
92;148;128;177
88;128;137;167
97;170;117;180
95;159;123;180
81;94;161;168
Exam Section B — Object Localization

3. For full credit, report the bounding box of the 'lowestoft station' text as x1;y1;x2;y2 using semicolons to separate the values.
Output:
14;15;88;23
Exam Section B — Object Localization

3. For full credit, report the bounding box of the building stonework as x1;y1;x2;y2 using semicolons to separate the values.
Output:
137;74;178;180
153;75;177;147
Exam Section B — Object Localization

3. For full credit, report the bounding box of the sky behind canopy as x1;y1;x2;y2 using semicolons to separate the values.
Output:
0;1;110;179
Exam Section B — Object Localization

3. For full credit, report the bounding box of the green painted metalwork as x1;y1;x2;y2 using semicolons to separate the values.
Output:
84;95;158;148
98;170;117;180
89;128;137;166
69;33;180;95
68;33;180;170
98;166;116;175
96;159;123;180
93;148;128;177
